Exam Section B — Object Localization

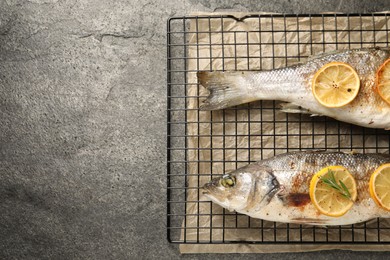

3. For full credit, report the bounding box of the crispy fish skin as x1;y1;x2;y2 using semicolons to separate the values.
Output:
202;151;390;226
197;47;390;129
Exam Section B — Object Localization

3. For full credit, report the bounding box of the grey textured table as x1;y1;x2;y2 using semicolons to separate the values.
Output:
1;0;390;259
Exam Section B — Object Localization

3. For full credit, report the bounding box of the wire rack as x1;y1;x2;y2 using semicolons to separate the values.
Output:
167;14;390;244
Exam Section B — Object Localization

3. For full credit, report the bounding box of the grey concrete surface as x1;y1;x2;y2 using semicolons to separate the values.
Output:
1;0;390;259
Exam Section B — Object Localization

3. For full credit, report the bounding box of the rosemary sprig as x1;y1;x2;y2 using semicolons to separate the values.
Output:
320;169;352;200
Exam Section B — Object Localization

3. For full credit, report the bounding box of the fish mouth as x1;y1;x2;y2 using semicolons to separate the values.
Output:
203;177;220;188
202;180;218;195
202;182;213;194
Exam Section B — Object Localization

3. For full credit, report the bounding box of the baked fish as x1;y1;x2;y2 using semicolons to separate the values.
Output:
198;47;390;129
202;150;390;226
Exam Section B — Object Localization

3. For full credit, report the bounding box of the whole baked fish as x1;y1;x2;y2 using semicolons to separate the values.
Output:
198;47;390;129
203;151;390;225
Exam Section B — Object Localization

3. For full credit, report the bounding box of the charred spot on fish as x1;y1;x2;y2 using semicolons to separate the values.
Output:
291;171;311;193
286;193;311;207
369;120;374;125
347;88;352;92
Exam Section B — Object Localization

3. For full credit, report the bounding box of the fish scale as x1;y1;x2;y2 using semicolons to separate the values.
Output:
263;152;384;200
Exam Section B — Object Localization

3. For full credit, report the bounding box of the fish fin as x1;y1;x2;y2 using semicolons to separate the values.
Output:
279;103;316;115
291;218;328;225
280;103;323;117
306;48;366;62
307;47;389;62
197;71;258;110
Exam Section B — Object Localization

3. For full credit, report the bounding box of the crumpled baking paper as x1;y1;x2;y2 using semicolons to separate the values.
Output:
180;12;390;253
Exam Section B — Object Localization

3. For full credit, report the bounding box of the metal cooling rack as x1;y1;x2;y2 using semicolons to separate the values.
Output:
167;14;390;244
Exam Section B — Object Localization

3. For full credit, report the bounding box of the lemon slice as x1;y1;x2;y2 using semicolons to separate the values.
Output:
312;62;360;108
375;58;390;106
309;166;357;217
369;163;390;211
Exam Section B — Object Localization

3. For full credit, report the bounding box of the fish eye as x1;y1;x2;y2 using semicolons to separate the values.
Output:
221;175;236;188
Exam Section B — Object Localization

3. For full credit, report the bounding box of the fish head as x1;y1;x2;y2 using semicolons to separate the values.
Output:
202;165;279;211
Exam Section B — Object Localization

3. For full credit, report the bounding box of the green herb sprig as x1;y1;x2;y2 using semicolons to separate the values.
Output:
320;169;352;201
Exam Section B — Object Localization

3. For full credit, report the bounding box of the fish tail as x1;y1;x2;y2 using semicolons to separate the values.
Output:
197;71;258;110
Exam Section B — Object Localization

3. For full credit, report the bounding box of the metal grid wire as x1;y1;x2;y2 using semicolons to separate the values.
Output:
167;14;390;244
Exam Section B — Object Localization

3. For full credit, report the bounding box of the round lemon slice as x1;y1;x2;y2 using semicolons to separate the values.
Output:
309;165;357;217
312;62;360;108
375;58;390;106
369;163;390;211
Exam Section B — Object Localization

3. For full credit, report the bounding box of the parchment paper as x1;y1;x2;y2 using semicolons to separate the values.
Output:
180;12;390;253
